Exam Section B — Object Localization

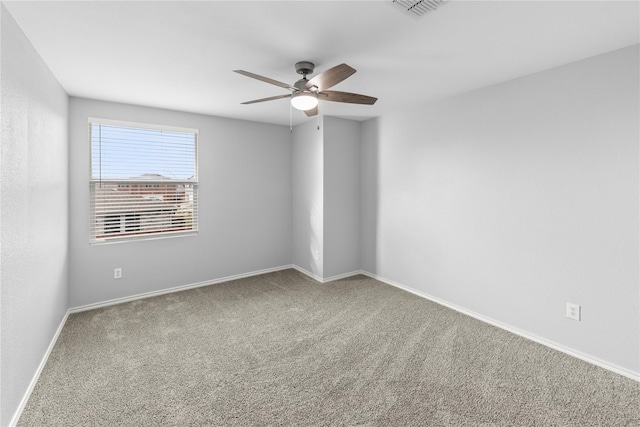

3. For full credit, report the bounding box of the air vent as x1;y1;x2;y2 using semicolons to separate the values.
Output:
392;0;449;17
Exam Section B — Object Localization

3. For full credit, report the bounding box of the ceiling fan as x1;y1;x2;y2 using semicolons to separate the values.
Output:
234;61;377;117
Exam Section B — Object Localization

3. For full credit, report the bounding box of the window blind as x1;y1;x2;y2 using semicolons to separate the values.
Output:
89;119;198;243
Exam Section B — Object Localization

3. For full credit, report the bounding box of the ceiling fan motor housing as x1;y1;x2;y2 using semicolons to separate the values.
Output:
295;61;315;76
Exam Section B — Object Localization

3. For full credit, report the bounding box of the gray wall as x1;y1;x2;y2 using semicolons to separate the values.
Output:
323;117;361;279
291;119;324;278
1;5;70;426
69;98;292;307
361;45;640;375
292;116;363;280
2;10;637;423
360;118;379;274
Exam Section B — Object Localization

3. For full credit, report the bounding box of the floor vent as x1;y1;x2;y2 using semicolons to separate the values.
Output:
392;0;449;17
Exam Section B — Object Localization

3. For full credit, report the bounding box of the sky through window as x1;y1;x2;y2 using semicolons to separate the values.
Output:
91;123;196;181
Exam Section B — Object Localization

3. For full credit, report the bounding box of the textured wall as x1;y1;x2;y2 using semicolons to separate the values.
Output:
68;98;292;307
361;45;640;375
0;5;70;425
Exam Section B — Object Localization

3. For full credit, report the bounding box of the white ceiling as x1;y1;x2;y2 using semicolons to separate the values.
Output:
4;0;639;126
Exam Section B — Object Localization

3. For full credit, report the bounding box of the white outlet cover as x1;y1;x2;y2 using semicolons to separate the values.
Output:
566;303;580;321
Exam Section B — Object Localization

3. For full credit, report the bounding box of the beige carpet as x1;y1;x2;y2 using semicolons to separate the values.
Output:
18;269;640;426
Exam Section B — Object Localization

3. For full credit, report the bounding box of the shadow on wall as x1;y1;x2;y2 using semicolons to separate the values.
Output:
361;117;380;275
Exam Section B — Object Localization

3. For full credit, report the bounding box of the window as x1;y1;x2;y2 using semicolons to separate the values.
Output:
104;215;121;234
90;118;198;243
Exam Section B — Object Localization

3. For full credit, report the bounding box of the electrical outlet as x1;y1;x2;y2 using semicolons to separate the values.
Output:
313;250;319;261
566;303;580;321
114;268;122;279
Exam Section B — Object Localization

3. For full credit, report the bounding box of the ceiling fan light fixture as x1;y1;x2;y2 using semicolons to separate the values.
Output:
291;92;318;111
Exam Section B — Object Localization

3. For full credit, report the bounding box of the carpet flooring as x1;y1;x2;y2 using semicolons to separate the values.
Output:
18;269;640;426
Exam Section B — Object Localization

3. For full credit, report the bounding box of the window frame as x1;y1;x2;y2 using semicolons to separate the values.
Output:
88;117;199;244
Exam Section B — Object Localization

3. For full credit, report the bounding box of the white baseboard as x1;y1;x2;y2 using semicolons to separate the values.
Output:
69;265;294;313
9;309;70;427
323;270;366;282
291;265;324;282
290;265;363;283
360;271;640;383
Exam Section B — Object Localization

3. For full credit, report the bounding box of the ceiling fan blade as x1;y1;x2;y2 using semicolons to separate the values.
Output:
306;63;356;92
319;90;377;105
241;94;291;105
234;70;297;91
304;106;319;117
